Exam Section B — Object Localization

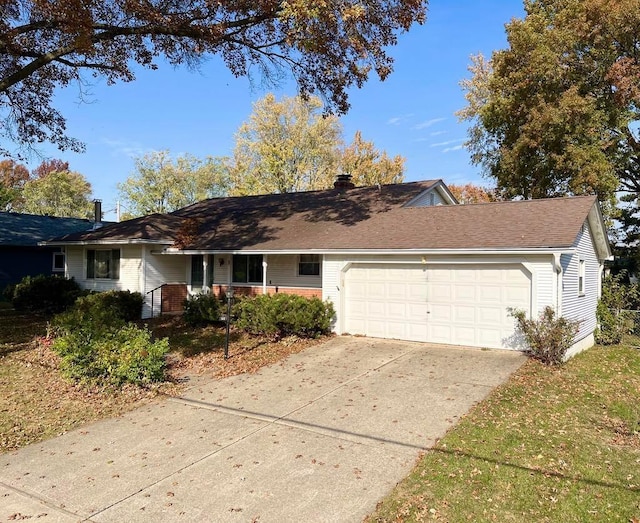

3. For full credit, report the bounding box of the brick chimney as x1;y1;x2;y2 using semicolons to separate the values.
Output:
334;173;355;190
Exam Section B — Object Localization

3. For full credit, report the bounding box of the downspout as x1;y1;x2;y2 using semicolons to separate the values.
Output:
202;255;208;294
262;255;268;295
553;253;563;315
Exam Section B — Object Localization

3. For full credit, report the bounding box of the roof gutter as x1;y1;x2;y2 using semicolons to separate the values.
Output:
156;247;576;256
39;239;173;247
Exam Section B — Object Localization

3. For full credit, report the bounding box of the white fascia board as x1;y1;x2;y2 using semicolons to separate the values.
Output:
39;239;172;247
157;247;576;256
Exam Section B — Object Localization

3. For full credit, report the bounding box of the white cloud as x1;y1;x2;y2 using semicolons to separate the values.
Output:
443;145;464;153
386;113;414;126
430;139;462;148
413;117;446;130
101;138;152;159
430;130;447;137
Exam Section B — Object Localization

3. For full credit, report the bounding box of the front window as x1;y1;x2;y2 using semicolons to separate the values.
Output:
86;249;120;280
52;252;65;272
233;254;262;283
191;255;204;290
298;254;320;276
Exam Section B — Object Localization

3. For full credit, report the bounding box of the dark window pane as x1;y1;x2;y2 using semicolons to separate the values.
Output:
111;249;120;280
206;255;214;287
191;255;204;288
86;250;95;278
232;254;247;283
298;254;320;276
248;255;263;283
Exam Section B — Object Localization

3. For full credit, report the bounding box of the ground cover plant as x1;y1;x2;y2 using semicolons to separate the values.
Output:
367;336;640;523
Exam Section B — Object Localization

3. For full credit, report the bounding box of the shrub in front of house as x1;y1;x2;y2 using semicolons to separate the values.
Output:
233;294;334;338
595;273;639;345
50;293;168;386
82;290;144;322
510;306;580;365
183;293;222;325
10;274;82;314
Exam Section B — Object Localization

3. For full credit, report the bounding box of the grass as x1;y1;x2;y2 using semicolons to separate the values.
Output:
367;336;640;523
0;310;328;453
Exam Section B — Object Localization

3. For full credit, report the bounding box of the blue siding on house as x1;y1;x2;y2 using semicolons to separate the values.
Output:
560;222;599;341
0;246;63;289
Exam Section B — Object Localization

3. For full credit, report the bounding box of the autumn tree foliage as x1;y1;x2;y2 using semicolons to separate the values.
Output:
229;94;342;195
117;150;228;217
448;183;497;204
0;0;427;156
340;131;404;187
228;94;405;195
0;159;29;209
19;170;94;218
459;0;640;219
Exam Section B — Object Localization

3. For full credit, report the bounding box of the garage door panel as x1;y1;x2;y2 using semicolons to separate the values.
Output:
426;265;531;349
454;305;476;323
453;284;476;301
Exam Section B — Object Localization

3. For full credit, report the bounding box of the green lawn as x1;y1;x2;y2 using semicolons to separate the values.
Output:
368;337;640;523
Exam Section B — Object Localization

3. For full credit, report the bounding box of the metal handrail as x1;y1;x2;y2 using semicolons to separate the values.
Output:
146;283;166;318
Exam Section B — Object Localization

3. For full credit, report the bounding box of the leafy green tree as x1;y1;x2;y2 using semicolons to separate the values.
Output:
459;0;639;219
0;159;29;210
340;131;405;186
18;170;93;218
118;150;228;217
229;94;343;195
0;0;427;156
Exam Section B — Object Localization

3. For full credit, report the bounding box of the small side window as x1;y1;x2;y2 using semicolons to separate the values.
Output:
52;252;65;272
298;254;320;276
578;259;585;296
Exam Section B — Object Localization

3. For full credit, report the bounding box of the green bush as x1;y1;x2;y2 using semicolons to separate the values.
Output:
233;294;334;338
11;275;82;314
53;324;169;385
183;293;222;325
596;274;639;344
510;306;580;365
50;292;168;386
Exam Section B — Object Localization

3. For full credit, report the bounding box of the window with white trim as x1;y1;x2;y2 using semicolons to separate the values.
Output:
233;254;262;283
86;249;120;280
578;259;585;296
298;254;320;276
52;252;65;272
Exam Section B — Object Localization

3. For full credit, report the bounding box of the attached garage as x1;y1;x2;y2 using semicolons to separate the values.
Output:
344;263;531;349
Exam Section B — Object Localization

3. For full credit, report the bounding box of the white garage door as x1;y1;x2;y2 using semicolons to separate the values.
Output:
426;265;531;348
344;264;428;342
344;263;531;349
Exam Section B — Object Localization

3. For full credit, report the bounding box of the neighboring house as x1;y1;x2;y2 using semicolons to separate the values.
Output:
44;178;611;356
0;212;96;291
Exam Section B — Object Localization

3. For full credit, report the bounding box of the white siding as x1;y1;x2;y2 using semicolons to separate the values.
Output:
146;250;188;316
407;188;446;207
561;222;599;342
66;245;142;293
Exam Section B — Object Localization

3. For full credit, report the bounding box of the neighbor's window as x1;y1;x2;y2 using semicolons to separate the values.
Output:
298;254;320;276
86;249;120;280
233;254;262;283
52;252;65;272
578;259;585;296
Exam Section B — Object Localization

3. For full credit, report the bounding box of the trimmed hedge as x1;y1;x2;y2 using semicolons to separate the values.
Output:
10;275;82;314
233;294;334;338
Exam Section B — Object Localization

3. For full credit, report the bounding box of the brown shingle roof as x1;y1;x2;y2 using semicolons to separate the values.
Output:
52;180;599;252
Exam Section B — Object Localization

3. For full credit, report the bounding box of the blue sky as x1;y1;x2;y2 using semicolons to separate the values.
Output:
20;1;525;220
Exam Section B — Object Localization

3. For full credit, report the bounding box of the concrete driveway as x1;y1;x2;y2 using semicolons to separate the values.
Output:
0;336;525;522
